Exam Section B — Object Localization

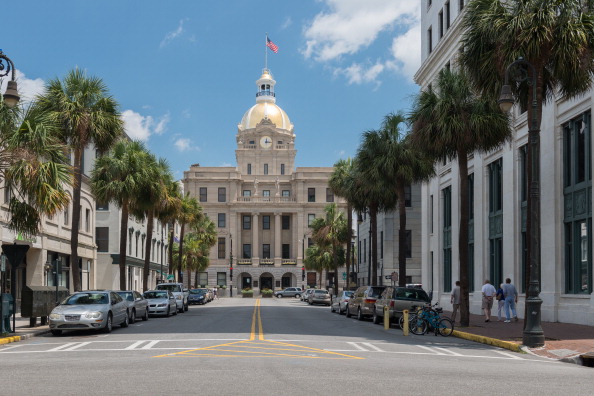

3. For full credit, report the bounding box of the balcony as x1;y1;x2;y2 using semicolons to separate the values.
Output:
281;259;297;265
236;196;296;203
260;259;274;266
237;259;252;265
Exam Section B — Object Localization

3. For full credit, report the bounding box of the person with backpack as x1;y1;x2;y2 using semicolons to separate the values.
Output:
495;284;505;321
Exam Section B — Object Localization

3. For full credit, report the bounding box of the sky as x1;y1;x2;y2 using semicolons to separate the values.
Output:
2;0;421;179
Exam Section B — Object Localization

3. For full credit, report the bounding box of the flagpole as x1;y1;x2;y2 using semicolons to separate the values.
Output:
265;33;268;70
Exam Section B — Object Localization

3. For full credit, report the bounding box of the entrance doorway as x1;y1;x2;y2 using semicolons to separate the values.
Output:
241;274;252;290
260;273;273;290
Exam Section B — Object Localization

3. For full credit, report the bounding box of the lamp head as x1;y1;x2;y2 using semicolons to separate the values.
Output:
498;84;514;113
3;80;20;108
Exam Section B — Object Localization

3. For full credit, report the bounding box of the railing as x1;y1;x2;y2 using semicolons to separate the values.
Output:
260;259;274;266
237;259;252;265
236;197;297;203
256;91;275;97
281;260;297;265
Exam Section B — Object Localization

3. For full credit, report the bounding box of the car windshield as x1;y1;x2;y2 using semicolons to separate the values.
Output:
189;289;204;295
343;291;354;297
117;292;134;302
63;293;108;305
156;284;182;292
314;290;328;295
144;291;168;299
369;287;385;298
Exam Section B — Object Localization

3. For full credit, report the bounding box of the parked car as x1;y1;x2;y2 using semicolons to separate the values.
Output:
301;288;315;302
308;289;331;306
345;285;387;320
155;282;188;312
330;290;354;314
196;288;213;302
116;290;149;323
372;287;431;325
144;290;178;317
188;289;207;305
274;287;303;298
48;291;128;336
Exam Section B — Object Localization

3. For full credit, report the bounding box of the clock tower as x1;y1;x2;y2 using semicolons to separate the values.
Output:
236;69;296;176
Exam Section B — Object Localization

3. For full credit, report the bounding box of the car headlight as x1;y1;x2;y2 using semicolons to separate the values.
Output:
49;313;62;320
157;303;167;307
85;312;102;319
176;295;182;300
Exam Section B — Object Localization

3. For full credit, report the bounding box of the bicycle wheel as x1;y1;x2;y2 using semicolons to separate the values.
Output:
410;315;428;335
437;317;454;337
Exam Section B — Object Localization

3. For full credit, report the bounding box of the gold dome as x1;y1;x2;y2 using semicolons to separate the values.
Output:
239;102;292;131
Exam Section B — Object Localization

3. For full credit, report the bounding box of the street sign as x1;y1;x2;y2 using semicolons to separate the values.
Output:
342;272;347;280
167;274;175;280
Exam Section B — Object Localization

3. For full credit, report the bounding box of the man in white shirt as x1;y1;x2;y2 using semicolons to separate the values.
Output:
450;281;461;324
481;279;497;322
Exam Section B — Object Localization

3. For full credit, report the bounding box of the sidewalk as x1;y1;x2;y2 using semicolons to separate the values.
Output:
445;309;594;366
1;316;50;344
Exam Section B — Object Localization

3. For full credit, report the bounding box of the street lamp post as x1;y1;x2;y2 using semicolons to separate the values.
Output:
498;57;545;348
229;234;233;297
0;50;20;108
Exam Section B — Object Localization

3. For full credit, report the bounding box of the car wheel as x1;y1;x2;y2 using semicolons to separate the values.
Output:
338;305;344;315
178;306;184;313
174;306;178;315
330;304;335;313
121;312;129;328
357;308;364;321
295;294;300;298
142;308;149;321
184;303;189;312
277;294;283;298
345;306;352;318
103;313;113;333
129;309;136;324
372;309;381;324
50;329;62;336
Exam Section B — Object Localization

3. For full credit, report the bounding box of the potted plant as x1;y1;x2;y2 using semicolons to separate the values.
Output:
261;288;273;298
242;288;253;298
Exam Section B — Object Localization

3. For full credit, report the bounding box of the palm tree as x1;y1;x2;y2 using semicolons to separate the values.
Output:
0;101;72;236
329;158;355;289
304;244;332;289
409;68;511;327
187;216;216;286
355;131;398;286
311;203;349;294
370;112;435;287
460;0;594;300
176;193;203;283
35;69;123;291
90;139;151;290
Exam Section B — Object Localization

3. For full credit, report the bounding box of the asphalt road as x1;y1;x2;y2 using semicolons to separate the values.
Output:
1;297;592;395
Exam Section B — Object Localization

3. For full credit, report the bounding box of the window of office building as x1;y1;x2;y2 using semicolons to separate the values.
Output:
428;26;433;54
218;213;226;228
199;187;207;202
326;188;334;203
96;201;109;211
243;244;252;259
64;205;69;226
217;272;227;286
442;186;452;292
282;215;290;230
218;187;226;202
243;190;251;197
247;163;252;175
96;227;109;252
85;209;91;232
308;214;315;226
563;111;592;294
263;190;270;197
264;164;269;175
282;190;290;197
281;164;285;175
308;188;315;202
405;230;412;258
263;215;270;230
439;9;443;38
262;244;270;259
199;272;208;286
218;237;226;259
282;244;290;259
243;215;251;230
445;1;450;30
489;159;504;288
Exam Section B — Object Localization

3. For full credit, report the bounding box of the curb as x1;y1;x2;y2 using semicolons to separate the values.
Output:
0;328;50;346
452;329;523;353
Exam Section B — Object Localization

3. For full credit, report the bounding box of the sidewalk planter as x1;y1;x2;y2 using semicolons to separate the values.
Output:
261;289;273;298
242;289;254;298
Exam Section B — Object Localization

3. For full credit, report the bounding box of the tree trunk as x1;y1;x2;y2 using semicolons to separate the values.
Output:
457;150;470;327
333;241;339;295
195;271;199;288
187;268;191;288
346;204;352;290
70;147;83;291
142;210;154;292
167;225;174;284
370;204;378;286
119;201;129;291
177;222;186;277
397;181;407;287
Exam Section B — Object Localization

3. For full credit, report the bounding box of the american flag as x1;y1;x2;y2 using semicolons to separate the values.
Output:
267;37;278;53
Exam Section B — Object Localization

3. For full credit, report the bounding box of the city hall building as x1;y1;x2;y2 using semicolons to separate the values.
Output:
417;0;593;325
183;69;347;294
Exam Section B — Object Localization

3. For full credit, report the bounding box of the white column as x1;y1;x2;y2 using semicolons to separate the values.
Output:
252;213;259;266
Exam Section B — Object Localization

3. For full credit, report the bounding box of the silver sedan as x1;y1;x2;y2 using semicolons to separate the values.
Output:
116;290;149;323
331;290;354;314
48;291;129;336
144;290;178;317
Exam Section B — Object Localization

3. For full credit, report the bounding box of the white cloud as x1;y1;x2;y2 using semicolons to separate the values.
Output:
174;138;191;151
0;69;45;104
302;0;420;82
160;19;186;49
281;17;293;30
121;110;170;141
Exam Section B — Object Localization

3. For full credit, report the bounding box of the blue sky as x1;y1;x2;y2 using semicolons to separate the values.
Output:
2;1;421;179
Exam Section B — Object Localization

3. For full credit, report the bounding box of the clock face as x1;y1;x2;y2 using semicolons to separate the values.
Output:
260;136;273;148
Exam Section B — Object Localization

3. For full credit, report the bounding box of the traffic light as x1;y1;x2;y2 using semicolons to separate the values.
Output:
301;266;305;281
229;266;233;281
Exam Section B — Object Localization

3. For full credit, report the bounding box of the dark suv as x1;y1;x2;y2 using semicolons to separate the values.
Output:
345;285;386;320
372;287;431;325
273;287;303;298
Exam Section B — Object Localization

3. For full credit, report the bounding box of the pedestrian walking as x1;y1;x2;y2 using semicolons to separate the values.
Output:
496;284;505;321
502;278;518;323
213;287;218;300
450;280;461;324
481;279;496;322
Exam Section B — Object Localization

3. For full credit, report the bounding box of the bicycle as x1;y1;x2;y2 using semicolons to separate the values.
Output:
404;302;454;336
